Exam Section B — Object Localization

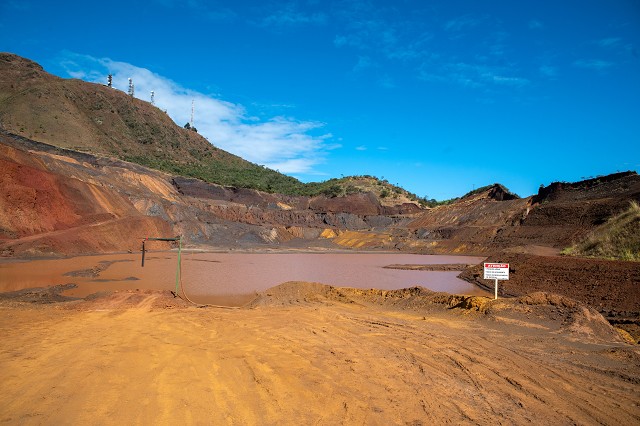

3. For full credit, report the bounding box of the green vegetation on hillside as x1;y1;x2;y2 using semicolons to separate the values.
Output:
562;201;640;261
0;54;431;202
124;150;427;202
123;154;307;194
0;53;487;205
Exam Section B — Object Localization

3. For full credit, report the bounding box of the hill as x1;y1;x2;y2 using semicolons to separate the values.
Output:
404;174;640;254
0;52;426;205
0;53;311;194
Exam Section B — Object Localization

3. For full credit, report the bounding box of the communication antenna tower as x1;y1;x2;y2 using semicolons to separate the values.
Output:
150;91;155;105
107;74;112;88
190;99;195;128
128;78;134;97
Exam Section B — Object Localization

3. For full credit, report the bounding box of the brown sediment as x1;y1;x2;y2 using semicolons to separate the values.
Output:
383;263;474;271
63;259;134;277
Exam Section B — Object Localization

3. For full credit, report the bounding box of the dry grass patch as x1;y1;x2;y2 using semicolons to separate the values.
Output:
563;201;640;261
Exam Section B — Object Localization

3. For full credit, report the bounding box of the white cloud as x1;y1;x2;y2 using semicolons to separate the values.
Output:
260;2;327;28
443;14;487;33
352;55;374;73
539;65;557;77
149;0;237;21
333;9;429;64
573;59;614;71
528;19;543;30
597;37;622;48
266;158;318;174
491;75;530;86
2;0;30;11
378;75;396;89
421;61;529;89
57;52;335;174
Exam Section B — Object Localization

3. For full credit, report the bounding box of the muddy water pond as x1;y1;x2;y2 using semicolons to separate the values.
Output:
0;252;488;306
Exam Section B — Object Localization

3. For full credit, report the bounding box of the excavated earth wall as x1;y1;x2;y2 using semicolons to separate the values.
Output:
0;132;422;256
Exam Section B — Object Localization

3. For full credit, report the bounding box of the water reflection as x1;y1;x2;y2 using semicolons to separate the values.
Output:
0;252;488;305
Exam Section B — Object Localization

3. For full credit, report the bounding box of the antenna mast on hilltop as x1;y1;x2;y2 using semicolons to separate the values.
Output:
150;91;155;105
128;78;135;97
190;99;195;128
107;74;112;88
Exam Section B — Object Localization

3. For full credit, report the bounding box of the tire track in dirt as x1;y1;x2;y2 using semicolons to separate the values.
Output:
0;297;638;424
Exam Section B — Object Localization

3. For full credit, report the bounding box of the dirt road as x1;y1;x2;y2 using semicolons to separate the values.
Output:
0;289;638;425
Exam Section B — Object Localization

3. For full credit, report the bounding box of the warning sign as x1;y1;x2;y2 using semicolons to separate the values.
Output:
483;263;509;280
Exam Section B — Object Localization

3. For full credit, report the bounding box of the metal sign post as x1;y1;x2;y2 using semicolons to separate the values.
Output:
483;263;509;299
141;236;183;296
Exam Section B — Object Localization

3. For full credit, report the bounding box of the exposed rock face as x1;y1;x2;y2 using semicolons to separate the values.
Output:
495;173;640;249
532;171;637;204
2;129;637;257
0;132;423;256
0;134;175;256
404;174;640;253
172;177;292;209
485;184;519;201
1;54;638;257
309;192;382;215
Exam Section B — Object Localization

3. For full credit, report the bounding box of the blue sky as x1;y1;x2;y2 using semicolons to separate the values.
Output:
1;0;639;199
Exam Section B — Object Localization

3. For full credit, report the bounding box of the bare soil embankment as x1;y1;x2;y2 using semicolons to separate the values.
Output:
459;252;640;342
0;286;638;424
405;172;640;255
0;132;424;256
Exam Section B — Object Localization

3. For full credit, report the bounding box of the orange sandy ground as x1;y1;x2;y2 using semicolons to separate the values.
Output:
0;291;638;425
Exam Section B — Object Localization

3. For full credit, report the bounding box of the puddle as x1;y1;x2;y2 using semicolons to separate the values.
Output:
0;252;489;306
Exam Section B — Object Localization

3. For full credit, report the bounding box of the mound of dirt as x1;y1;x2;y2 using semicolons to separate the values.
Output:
459;253;640;342
337;286;469;310
247;281;357;307
479;292;623;343
249;282;623;344
249;282;462;311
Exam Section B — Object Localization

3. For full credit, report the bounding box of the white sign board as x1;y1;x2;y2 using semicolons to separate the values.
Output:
483;263;509;280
